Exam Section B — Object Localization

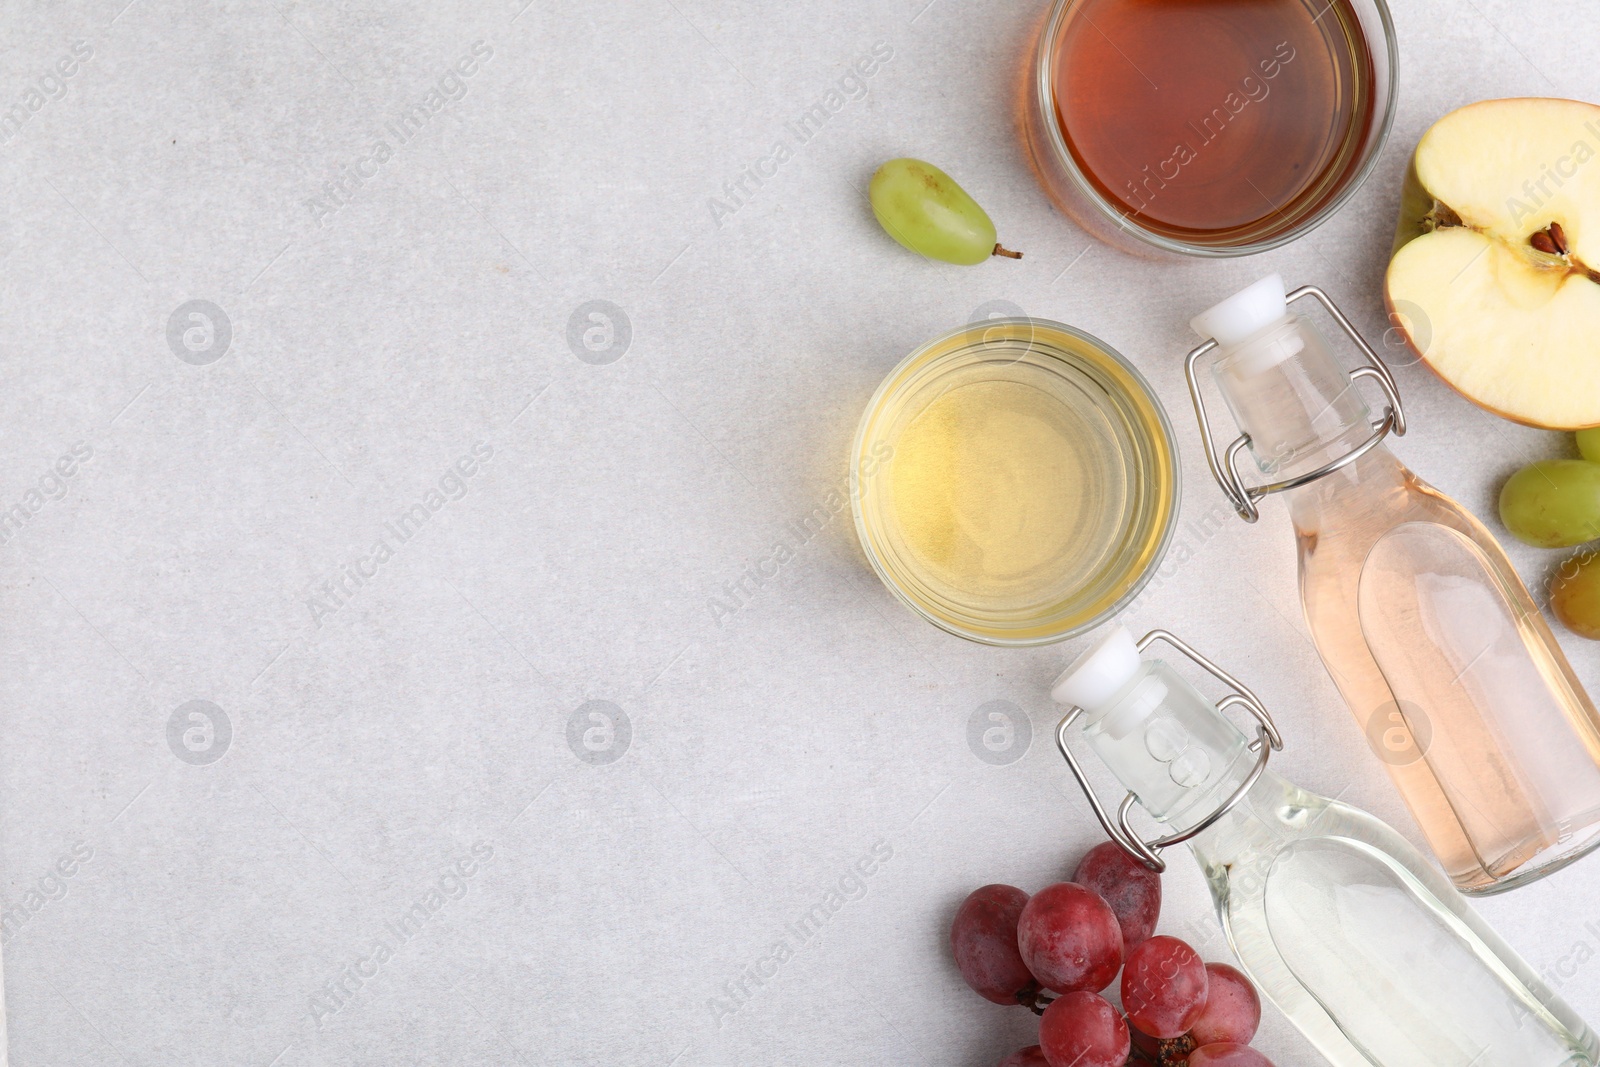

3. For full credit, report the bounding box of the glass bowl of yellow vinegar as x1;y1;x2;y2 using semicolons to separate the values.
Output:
851;319;1179;645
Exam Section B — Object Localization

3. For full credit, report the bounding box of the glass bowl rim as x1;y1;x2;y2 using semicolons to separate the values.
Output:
849;316;1182;647
1031;0;1401;258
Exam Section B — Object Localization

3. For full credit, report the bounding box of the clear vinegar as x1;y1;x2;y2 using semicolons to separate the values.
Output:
1193;777;1599;1066
1056;632;1600;1067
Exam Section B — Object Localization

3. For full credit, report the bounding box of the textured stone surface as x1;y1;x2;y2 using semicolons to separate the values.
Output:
0;1;1595;1063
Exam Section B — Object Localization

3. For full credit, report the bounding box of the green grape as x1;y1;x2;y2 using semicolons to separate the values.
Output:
1577;428;1600;464
1553;551;1600;639
1498;460;1600;547
869;158;1021;265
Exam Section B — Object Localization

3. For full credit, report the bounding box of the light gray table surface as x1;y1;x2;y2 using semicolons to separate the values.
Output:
2;0;1598;1064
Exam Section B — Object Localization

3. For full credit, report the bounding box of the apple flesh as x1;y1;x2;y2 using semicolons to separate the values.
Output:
1386;98;1600;429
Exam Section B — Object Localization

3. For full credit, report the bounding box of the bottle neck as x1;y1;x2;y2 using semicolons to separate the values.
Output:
1211;313;1375;482
1078;660;1263;835
1279;441;1412;531
1182;769;1298;869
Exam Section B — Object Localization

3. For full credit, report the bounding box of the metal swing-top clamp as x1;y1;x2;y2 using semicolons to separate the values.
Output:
1054;629;1284;873
1184;284;1408;524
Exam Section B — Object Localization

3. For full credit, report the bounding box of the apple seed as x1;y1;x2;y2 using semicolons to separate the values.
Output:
1531;222;1571;256
1550;221;1570;255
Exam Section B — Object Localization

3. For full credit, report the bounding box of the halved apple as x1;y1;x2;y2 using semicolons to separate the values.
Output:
1387;98;1600;429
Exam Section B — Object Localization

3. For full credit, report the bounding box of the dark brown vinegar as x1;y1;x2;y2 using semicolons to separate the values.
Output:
1051;0;1377;241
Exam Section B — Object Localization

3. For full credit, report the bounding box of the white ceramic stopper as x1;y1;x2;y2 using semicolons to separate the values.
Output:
1052;625;1141;710
1190;274;1289;348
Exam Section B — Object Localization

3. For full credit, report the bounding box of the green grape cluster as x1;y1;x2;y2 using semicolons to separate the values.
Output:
1502;430;1600;639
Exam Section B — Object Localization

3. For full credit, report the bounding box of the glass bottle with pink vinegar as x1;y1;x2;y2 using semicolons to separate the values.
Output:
1184;275;1600;894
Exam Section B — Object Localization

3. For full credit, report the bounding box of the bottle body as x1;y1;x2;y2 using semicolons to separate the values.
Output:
1191;770;1598;1066
1214;309;1600;893
1286;449;1600;892
1060;643;1600;1066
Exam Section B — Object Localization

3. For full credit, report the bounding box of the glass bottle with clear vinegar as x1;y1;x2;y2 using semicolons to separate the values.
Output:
1053;627;1599;1067
1185;276;1600;894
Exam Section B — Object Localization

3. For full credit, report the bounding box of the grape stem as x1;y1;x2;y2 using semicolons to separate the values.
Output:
1130;1034;1196;1066
1015;987;1055;1015
992;243;1024;259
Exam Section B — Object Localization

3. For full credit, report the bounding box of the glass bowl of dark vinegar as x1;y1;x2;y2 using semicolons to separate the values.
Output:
1022;0;1398;257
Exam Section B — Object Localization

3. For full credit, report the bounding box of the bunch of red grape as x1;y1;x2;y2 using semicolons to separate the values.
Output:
951;843;1274;1067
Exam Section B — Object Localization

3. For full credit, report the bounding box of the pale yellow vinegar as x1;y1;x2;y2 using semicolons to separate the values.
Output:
891;379;1103;586
853;319;1177;645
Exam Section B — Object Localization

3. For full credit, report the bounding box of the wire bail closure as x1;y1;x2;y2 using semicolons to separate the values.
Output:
1054;629;1283;872
1184;284;1408;523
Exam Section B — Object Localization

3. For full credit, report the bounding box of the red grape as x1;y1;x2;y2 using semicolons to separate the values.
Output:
1189;963;1261;1046
996;1046;1050;1067
1017;883;1123;993
1189;1042;1275;1067
1072;841;1161;950
951;884;1036;1004
1128;1025;1162;1059
1120;935;1208;1038
1038;991;1129;1067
